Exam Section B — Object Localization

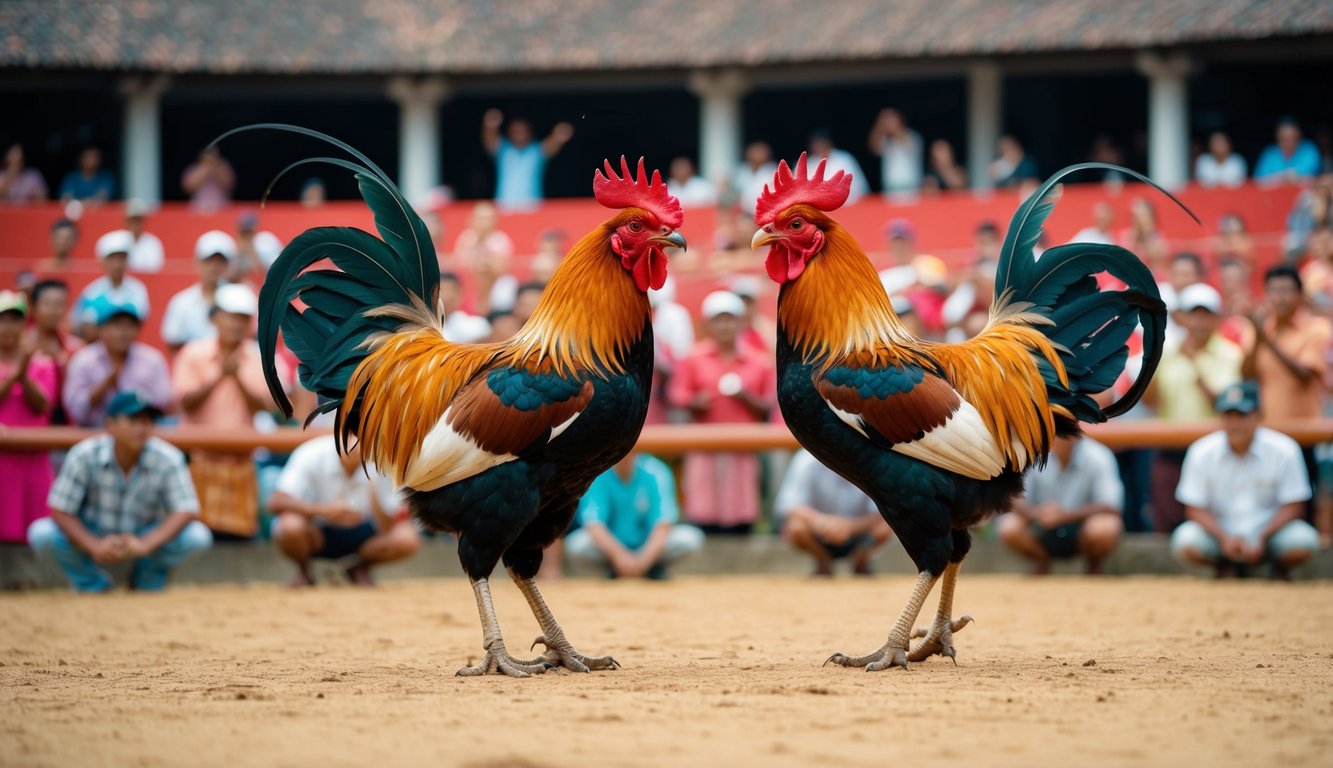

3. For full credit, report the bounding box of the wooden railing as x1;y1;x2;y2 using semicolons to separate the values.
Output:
2;420;1330;455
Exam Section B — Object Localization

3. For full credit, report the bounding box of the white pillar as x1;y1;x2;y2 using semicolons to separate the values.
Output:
1136;52;1191;190
688;70;748;188
118;76;170;204
387;77;449;204
966;61;1001;191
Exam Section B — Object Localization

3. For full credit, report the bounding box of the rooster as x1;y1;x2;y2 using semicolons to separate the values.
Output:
228;125;686;677
751;155;1190;671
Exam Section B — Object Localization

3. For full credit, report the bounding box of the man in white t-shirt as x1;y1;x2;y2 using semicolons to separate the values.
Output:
268;435;421;586
124;199;164;272
1171;381;1318;579
161;230;234;354
808;130;868;203
867;108;923;197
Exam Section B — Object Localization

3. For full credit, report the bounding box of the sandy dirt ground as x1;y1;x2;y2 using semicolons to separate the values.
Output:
2;574;1332;768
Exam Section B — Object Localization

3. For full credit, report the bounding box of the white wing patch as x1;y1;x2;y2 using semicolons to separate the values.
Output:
548;410;582;442
401;406;518;492
825;401;869;438
889;400;1007;480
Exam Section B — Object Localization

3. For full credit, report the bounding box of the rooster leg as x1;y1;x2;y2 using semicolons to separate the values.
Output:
907;561;974;664
825;570;937;672
510;568;620;673
455;578;553;678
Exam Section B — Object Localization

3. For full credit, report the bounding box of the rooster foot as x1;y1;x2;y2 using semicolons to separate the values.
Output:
907;615;973;664
456;641;554;678
823;646;909;672
528;634;620;673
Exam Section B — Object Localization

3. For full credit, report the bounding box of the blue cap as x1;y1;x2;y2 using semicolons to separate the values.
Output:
1215;380;1260;415
105;391;162;420
95;299;143;325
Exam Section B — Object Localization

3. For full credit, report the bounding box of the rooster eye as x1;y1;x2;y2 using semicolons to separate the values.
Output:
790;219;804;230
629;220;643;233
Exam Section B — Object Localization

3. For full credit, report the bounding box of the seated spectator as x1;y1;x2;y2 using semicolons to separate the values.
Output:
941;256;997;341
1123;197;1172;279
485;309;521;343
877;218;919;298
1088;134;1127;184
565;452;703;579
0;143;48;203
73;230;151;339
1144;284;1242;534
123;199;164;273
923;139;967;193
1161;251;1206;344
808;130;868;203
58;146;115;204
729;275;775;355
481;108;573;211
439;272;491;343
1254;117;1322;185
528;229;567;284
997;434;1124;574
647;277;693;425
989;135;1038;189
1217;257;1255;346
181;146;235;213
31;218;78;275
1213;212;1253;266
300;177;326;208
173;284;286;538
1283;172;1331;261
269;435;420;587
161;230;235;353
64;302;171;427
668;291;775;534
511;281;545;327
1300;225;1333;311
230;211;283;283
22;279;80;424
0;291;57;544
28;391;212;592
666;156;716;208
733;141;777;216
776;449;893;577
867;108;923;197
1171;381;1318;579
454;202;513;314
1195;131;1247;188
1071;202;1116;246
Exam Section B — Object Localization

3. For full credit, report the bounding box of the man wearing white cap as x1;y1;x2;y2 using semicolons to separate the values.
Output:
124;199;164;273
72;230;151;341
172;283;288;538
161;230;236;354
1143;282;1243;534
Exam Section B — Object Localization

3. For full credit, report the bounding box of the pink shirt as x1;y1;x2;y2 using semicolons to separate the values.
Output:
0;355;57;427
667;339;775;424
172;337;287;427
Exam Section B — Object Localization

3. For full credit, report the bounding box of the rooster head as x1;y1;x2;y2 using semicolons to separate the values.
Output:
594;156;686;293
750;152;852;285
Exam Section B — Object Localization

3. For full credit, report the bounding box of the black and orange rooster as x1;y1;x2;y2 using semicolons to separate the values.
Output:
234;125;685;677
751;155;1190;671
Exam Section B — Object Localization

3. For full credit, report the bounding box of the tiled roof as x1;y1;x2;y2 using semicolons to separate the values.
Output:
3;0;1332;75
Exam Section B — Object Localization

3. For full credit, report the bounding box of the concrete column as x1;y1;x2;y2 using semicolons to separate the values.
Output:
966;61;1001;191
688;69;748;188
387;76;450;204
1136;52;1192;190
118;76;170;204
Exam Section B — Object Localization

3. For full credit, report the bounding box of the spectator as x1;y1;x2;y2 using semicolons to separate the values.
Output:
1213;212;1253;267
511;281;546;327
997;434;1124;574
28;391;212;592
1123;197;1172;280
162;230;236;353
63;302;171;427
300;177;326;209
528;229;566;284
668;291;775;534
72;230;151;339
733;141;777;215
776;449;893;577
0;291;57;544
867;108;923;196
58;146;115;204
877;218;919;298
22;279;80;425
1283;172;1332;261
0;143;48;203
989;135;1038;189
123;199;164;273
173;284;285;538
439;272;490;343
1171;381;1318;579
481;109;573;211
1160;251;1206;345
808;130;869;203
729;275;775;355
181;146;236;213
565;452;703;579
1300;225;1333;311
1088;134;1127;184
32;219;78;275
1217;257;1256;346
269;435;420;587
1254;118;1323;185
941;256;997;341
485;310;521;343
1195;131;1247;188
922;139;967;193
1144;284;1242;534
666;156;716;208
973;220;1002;262
1071;202;1116;246
453;202;513;314
647;276;694;425
229;212;283;283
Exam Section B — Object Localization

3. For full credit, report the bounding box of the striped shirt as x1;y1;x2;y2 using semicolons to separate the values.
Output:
47;434;199;534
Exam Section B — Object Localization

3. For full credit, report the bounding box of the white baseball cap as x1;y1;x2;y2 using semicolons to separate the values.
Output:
701;290;746;320
1177;283;1222;314
94;229;135;259
195;230;238;261
213;283;258;316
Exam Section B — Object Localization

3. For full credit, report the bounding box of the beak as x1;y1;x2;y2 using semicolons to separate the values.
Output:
651;230;687;252
751;226;779;250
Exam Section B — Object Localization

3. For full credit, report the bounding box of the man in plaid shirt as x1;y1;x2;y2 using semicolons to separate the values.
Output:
28;391;212;591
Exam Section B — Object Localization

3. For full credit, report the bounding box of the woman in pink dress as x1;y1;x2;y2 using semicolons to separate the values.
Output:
0;291;58;543
668;291;776;534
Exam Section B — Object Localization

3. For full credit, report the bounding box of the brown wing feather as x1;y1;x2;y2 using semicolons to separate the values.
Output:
816;373;961;444
448;377;595;456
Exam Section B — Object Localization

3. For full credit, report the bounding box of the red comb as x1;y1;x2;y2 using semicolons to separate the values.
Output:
593;156;683;229
753;152;852;225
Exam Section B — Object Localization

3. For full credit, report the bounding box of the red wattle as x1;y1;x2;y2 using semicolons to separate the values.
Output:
648;248;668;291
765;248;789;284
786;249;806;281
631;251;652;292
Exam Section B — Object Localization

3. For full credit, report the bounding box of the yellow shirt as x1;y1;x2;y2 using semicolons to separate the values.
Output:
1154;335;1243;420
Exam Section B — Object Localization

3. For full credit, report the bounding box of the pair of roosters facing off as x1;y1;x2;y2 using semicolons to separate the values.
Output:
245;124;1181;677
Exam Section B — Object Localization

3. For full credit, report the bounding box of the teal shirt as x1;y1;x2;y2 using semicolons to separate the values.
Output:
577;456;678;550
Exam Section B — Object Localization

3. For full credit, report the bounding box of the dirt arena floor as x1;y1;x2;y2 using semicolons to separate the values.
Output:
3;574;1332;768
